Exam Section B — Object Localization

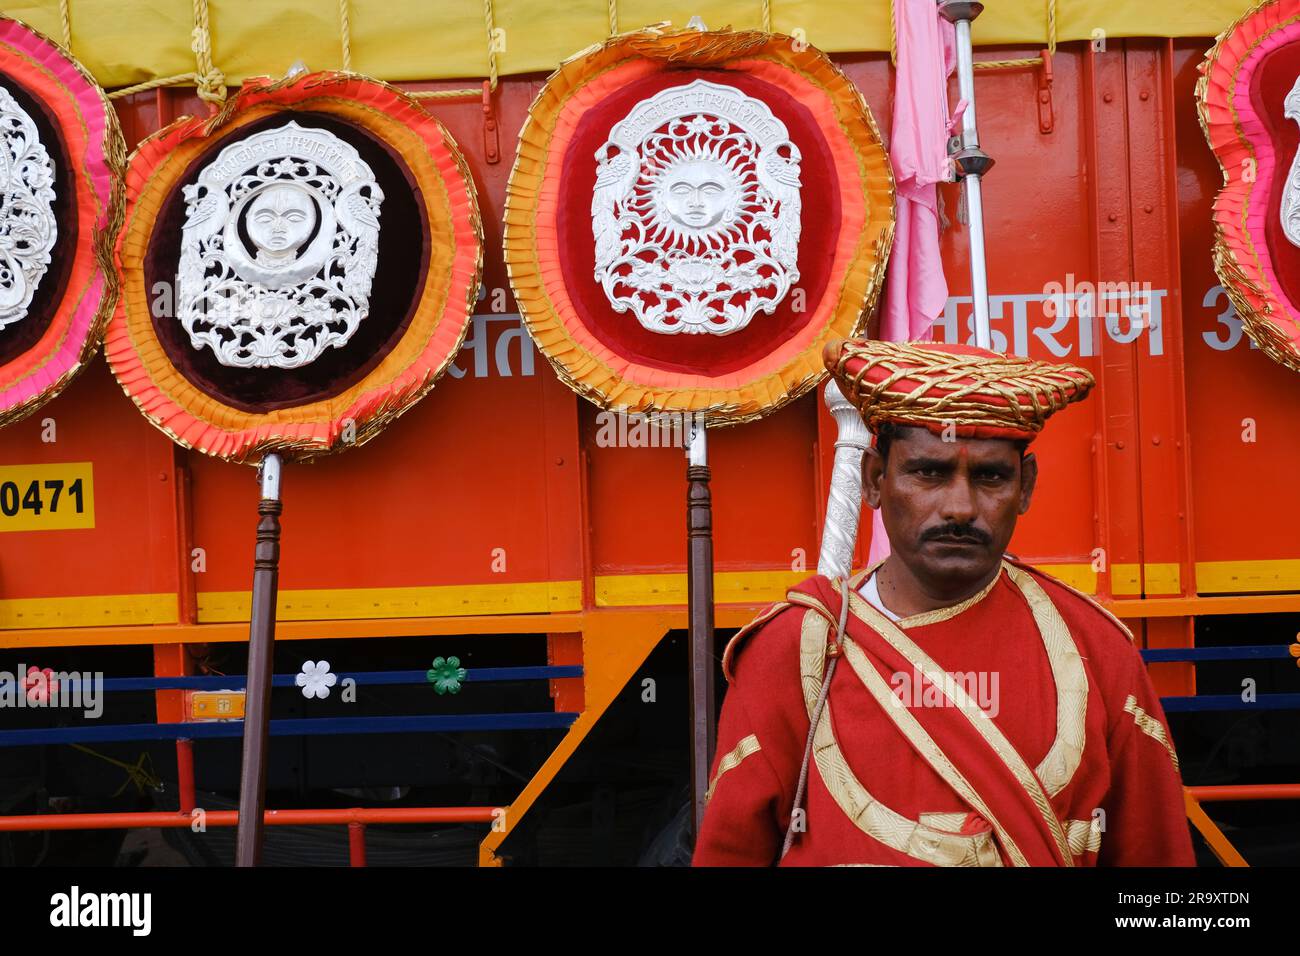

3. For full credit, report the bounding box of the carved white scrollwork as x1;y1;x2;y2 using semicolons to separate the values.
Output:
0;85;56;331
591;79;802;336
176;121;383;369
1280;75;1300;248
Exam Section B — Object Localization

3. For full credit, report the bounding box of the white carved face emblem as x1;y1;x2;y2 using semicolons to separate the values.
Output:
0;85;57;332
176;122;384;370
246;184;317;261
591;80;802;336
660;160;737;231
1280;74;1300;248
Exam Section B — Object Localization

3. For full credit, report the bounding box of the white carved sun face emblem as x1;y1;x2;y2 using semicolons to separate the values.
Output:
245;183;317;263
591;79;803;336
658;159;739;234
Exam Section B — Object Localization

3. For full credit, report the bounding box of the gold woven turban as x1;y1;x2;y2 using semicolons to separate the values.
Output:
823;339;1095;442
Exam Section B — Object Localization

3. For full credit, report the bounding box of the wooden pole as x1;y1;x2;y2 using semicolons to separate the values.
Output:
235;453;283;867
686;422;715;840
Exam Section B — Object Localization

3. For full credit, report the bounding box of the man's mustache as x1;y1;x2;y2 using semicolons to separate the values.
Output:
921;522;992;546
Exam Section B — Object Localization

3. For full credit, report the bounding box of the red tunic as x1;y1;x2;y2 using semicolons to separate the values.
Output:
693;560;1195;867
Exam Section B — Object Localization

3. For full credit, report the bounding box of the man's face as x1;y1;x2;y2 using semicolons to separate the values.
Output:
863;426;1038;591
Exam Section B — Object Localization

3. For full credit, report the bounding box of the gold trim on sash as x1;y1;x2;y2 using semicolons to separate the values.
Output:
1004;565;1089;796
919;811;970;832
839;565;1084;866
1123;695;1181;773
706;734;762;802
799;610;1010;867
1012;557;1136;643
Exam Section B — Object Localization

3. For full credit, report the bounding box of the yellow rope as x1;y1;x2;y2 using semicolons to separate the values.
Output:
190;0;226;103
58;0;71;50
608;0;618;36
340;0;353;71
483;0;498;91
411;86;482;100
972;56;1041;69
761;0;771;33
107;72;199;100
887;0;1055;72
411;0;499;100
889;0;897;66
106;0;225;103
974;0;1056;71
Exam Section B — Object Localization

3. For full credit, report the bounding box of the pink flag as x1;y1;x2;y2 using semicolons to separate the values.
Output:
868;0;958;566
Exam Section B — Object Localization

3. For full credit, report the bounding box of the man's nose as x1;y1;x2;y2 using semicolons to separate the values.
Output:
938;475;979;526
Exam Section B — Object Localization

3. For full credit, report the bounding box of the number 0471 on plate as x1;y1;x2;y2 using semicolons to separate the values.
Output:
0;463;95;532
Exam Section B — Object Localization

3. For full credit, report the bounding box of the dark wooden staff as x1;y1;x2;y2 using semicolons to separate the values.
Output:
686;422;715;840
235;452;283;866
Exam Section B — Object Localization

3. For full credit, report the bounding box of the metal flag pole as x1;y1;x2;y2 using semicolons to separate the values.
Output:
235;452;283;866
939;1;995;349
685;418;715;840
816;3;1000;578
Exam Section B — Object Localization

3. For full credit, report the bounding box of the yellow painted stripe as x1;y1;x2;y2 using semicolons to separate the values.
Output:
0;593;177;630
1143;563;1182;596
1111;564;1143;596
1196;559;1300;594
595;569;809;607
196;579;583;623
12;559;1300;636
1036;564;1097;595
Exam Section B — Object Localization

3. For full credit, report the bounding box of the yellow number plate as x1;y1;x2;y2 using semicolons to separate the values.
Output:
0;463;95;533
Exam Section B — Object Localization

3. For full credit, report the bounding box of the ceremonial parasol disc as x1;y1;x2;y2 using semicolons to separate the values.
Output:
106;69;483;864
107;70;483;462
1199;0;1300;374
505;24;895;425
0;16;124;429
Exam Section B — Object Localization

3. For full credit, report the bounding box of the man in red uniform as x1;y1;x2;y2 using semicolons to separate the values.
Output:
694;340;1195;866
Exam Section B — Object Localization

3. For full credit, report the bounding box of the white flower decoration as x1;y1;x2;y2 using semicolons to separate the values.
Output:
296;660;338;700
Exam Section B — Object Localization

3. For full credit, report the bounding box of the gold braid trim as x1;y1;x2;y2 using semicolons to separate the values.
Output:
1123;695;1181;773
1065;817;1104;856
706;735;762;801
894;567;1001;628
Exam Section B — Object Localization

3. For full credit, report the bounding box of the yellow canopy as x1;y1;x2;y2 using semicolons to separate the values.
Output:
0;0;1260;91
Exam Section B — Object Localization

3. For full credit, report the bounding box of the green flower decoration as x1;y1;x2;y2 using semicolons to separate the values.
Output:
426;656;467;695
